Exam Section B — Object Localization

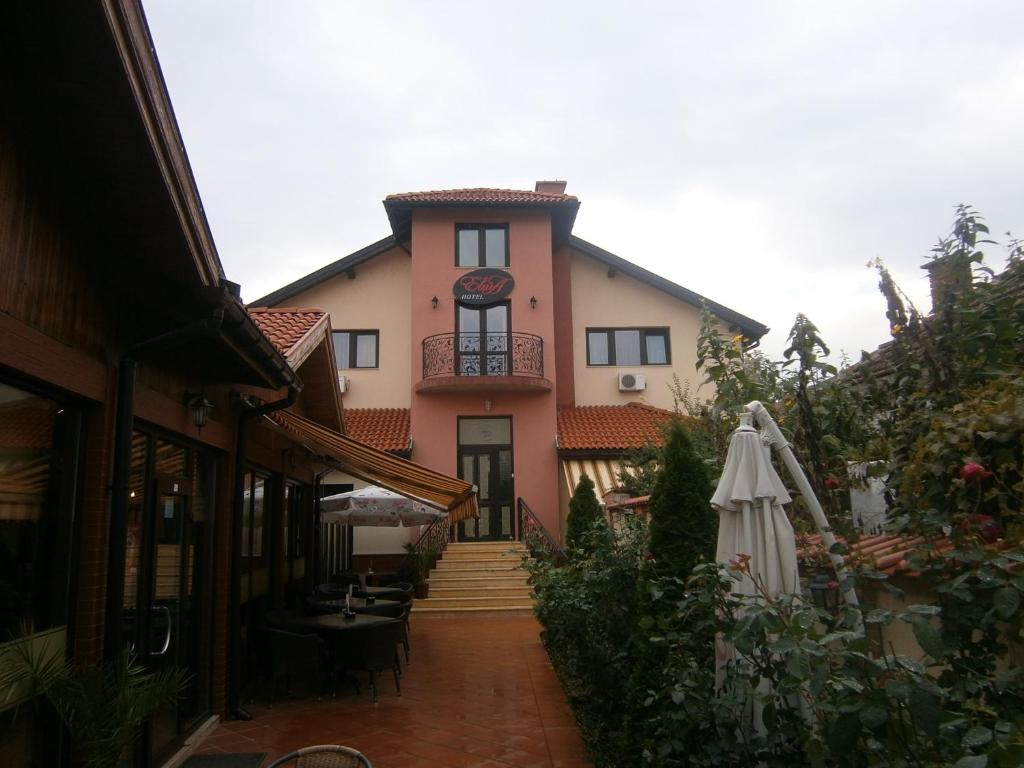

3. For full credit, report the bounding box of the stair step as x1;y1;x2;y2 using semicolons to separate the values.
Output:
411;605;535;618
429;586;533;598
428;576;530;588
446;541;525;550
413;595;535;609
442;549;524;561
435;560;522;571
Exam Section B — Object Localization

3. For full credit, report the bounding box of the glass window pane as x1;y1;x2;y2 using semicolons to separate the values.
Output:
645;332;667;364
484;228;506;266
332;332;350;369
588;331;609;365
241;472;253;557
458;228;480;266
477;455;490;501
355;334;377;367
614;330;642;365
458;417;511;445
252;477;265;557
485;304;508;334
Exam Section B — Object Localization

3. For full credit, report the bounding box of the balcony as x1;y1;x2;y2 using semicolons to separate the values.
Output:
417;332;552;393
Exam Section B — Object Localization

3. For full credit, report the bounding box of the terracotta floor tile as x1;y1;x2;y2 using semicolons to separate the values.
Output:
192;616;591;767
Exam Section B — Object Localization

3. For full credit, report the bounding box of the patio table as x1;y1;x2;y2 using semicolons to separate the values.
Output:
354;586;409;602
288;613;399;633
310;597;401;614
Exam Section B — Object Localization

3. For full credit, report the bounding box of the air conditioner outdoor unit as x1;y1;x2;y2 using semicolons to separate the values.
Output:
338;374;349;393
617;373;646;392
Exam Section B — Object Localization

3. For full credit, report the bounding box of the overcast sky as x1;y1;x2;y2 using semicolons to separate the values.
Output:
144;1;1023;364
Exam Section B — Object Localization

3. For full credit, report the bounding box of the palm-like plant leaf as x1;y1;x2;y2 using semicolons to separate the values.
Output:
0;639;187;768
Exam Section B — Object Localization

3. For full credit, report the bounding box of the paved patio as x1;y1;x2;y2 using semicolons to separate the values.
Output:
193;616;591;767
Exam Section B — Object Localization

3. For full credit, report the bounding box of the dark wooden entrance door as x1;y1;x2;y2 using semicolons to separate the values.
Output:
458;446;514;541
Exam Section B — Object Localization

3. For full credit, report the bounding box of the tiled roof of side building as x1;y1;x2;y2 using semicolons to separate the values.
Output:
385;188;579;204
248;308;326;359
557;403;681;453
343;408;412;455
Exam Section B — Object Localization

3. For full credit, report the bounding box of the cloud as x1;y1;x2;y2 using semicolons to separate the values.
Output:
143;0;1024;361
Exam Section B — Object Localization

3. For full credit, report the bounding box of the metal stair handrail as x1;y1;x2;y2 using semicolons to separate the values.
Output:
412;515;451;559
515;497;566;563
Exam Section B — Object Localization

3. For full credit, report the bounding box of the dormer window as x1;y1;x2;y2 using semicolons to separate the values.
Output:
457;224;509;268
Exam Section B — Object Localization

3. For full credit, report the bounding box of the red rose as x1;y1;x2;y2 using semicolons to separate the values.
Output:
825;477;840;490
958;514;1002;543
827;580;840;590
960;462;993;481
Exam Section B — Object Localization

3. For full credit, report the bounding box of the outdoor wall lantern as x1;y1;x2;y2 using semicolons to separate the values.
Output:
431;295;439;309
529;295;537;309
809;572;840;615
185;393;214;429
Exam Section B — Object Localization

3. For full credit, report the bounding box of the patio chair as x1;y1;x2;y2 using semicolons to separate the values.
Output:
260;626;326;700
266;744;372;768
397;602;412;663
389;581;414;604
345;619;403;703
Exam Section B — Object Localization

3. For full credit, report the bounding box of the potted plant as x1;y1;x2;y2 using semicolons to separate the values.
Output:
400;542;439;599
0;639;186;768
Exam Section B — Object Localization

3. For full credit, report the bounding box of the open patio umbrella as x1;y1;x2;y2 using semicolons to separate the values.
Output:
320;485;446;527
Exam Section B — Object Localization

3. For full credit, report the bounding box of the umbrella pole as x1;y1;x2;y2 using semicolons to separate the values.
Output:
745;401;862;618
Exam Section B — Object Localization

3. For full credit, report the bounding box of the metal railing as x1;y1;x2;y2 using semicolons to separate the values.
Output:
422;332;544;379
516;497;566;563
411;515;452;559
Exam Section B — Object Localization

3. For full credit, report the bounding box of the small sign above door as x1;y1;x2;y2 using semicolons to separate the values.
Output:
453;268;515;306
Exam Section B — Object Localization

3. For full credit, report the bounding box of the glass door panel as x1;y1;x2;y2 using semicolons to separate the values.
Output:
457;303;510;376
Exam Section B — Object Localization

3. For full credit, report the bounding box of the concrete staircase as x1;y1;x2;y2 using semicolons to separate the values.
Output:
411;540;535;617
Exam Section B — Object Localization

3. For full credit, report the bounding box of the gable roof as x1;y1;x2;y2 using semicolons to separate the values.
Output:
567;236;769;341
557;403;678;454
383;187;580;245
248;308;329;368
343;408;412;456
248;235;399;308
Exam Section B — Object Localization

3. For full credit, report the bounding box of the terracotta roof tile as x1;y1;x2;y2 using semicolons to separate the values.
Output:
557;404;677;452
248;308;326;358
796;532;957;575
343;408;411;454
385;188;578;204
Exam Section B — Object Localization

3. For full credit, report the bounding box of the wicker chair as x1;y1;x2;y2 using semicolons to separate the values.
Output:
266;744;372;767
345;619;404;703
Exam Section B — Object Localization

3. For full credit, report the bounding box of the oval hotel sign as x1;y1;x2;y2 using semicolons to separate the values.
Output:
453;268;515;306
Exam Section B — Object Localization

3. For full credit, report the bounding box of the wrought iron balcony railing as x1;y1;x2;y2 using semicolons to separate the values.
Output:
422;332;544;379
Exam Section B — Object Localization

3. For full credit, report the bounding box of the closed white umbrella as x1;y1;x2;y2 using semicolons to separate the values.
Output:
711;411;802;743
712;412;800;598
320;485;446;527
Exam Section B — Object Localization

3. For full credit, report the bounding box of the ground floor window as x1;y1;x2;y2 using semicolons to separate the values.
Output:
0;379;81;767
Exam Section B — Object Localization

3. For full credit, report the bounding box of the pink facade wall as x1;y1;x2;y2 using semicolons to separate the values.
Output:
407;208;561;536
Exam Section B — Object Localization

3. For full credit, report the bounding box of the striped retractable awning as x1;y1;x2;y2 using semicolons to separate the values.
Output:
561;458;629;499
270;410;479;523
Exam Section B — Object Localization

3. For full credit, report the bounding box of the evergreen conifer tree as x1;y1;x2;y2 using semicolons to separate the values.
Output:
566;473;606;553
647;420;716;578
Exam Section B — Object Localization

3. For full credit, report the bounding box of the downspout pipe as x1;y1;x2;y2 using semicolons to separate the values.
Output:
104;311;225;660
228;385;298;720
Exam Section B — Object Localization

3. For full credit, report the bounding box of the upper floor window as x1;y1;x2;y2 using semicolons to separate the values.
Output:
333;330;378;369
586;327;670;366
456;224;508;267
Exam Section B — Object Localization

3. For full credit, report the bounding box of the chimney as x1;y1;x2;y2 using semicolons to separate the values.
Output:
922;253;972;313
535;180;567;195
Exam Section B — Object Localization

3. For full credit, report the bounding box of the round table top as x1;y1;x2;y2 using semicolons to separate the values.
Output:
288;613;400;632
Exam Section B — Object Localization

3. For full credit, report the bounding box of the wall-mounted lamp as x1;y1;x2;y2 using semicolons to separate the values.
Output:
185;393;214;428
431;296;439;310
529;295;538;309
